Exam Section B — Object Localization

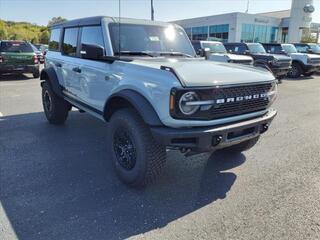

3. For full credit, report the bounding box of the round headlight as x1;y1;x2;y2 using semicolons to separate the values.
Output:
179;91;200;115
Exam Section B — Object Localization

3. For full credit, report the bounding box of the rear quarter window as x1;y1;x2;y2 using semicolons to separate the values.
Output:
49;28;61;51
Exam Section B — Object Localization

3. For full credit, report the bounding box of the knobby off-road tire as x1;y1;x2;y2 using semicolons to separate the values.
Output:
220;136;260;153
108;108;166;187
42;81;70;124
288;62;302;78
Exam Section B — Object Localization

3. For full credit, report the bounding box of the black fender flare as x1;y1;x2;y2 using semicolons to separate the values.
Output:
40;67;63;97
104;89;163;126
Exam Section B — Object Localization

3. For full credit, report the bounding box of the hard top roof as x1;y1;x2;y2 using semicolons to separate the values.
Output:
50;16;176;29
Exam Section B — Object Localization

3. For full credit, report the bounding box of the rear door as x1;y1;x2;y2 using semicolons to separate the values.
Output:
0;42;36;67
60;27;82;99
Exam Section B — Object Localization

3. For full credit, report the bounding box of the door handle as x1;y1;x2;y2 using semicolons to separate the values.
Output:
72;67;81;73
55;63;62;67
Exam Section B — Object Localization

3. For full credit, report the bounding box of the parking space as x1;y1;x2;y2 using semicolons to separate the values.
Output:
0;74;320;240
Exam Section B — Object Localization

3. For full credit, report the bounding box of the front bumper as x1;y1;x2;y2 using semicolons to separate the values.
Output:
304;64;320;73
151;109;277;152
271;66;291;78
0;64;39;74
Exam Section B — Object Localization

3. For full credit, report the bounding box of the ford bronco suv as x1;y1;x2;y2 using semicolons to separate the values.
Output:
224;42;292;80
41;16;277;187
293;43;320;55
263;43;320;78
192;40;253;65
0;40;40;78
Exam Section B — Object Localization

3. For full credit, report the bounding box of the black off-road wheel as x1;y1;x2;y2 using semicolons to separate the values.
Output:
219;136;260;153
42;81;70;124
287;62;302;78
108;108;166;187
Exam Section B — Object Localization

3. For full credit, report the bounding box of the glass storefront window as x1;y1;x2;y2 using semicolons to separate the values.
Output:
192;26;208;40
209;24;229;42
241;24;278;43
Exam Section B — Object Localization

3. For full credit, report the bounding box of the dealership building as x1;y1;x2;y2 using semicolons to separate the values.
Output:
172;0;319;43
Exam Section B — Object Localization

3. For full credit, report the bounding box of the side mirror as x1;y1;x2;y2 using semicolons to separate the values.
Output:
244;50;250;55
307;49;313;53
80;44;104;60
199;47;211;59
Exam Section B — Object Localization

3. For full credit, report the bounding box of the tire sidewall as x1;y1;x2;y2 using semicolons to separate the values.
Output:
109;110;149;185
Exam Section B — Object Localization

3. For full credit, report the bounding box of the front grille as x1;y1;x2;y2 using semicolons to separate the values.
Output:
277;59;291;68
310;58;320;65
232;59;252;65
172;83;273;120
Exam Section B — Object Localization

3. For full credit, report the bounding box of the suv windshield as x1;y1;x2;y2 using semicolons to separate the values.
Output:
310;44;320;53
247;43;266;54
0;42;34;53
109;23;195;57
201;42;227;53
282;44;298;54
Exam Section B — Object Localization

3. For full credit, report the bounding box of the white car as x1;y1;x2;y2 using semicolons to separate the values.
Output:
192;40;253;65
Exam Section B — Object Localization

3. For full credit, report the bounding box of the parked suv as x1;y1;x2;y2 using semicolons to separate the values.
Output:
263;43;320;78
192;40;253;65
294;43;320;55
0;40;40;78
224;42;292;80
41;16;277;187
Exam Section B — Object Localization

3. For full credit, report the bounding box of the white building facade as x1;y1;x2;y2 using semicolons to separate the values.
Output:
172;0;319;43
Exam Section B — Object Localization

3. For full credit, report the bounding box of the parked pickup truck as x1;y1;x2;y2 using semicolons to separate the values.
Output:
263;43;320;78
192;40;253;65
224;42;292;80
0;40;40;78
41;16;277;187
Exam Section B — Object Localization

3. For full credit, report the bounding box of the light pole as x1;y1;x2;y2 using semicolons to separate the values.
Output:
151;0;154;21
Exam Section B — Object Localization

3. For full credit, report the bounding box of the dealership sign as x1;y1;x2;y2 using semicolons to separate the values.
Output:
303;4;315;13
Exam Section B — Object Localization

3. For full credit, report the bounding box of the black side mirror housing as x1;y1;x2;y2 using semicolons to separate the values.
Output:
80;44;104;60
199;48;211;59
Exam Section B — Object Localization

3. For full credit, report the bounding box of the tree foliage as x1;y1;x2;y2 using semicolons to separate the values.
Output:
0;17;66;44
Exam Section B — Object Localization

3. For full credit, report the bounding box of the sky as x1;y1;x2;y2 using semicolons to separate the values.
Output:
0;0;319;26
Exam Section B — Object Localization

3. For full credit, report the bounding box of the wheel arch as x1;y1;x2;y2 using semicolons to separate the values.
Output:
40;68;63;97
103;89;163;127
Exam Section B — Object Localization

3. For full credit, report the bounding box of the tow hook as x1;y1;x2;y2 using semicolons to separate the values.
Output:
261;124;269;134
212;135;223;146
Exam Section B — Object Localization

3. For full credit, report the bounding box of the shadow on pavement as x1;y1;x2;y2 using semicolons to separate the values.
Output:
0;73;34;81
0;111;245;240
282;76;315;81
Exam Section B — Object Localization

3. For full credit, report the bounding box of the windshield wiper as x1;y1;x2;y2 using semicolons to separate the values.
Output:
114;51;156;57
159;52;193;58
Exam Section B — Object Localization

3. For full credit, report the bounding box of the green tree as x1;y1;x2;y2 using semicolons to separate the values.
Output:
0;21;8;39
48;17;66;27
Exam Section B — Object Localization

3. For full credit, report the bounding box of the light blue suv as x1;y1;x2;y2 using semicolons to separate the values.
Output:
41;16;277;187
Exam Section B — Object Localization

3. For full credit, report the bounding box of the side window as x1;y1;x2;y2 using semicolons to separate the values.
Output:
80;26;104;51
49;28;61;51
295;45;309;53
62;27;79;57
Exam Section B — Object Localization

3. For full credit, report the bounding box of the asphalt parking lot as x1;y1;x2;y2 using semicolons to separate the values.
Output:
0;73;320;240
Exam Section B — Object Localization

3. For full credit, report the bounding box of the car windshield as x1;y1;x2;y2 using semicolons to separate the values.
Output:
282;44;298;54
201;42;227;53
0;42;34;53
109;23;195;57
310;44;320;53
247;43;266;54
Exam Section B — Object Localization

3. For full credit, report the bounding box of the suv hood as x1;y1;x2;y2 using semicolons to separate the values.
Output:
252;53;291;60
131;58;274;87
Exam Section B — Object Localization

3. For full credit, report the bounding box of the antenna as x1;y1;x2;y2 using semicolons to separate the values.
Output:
118;0;121;59
245;0;250;13
151;0;154;21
